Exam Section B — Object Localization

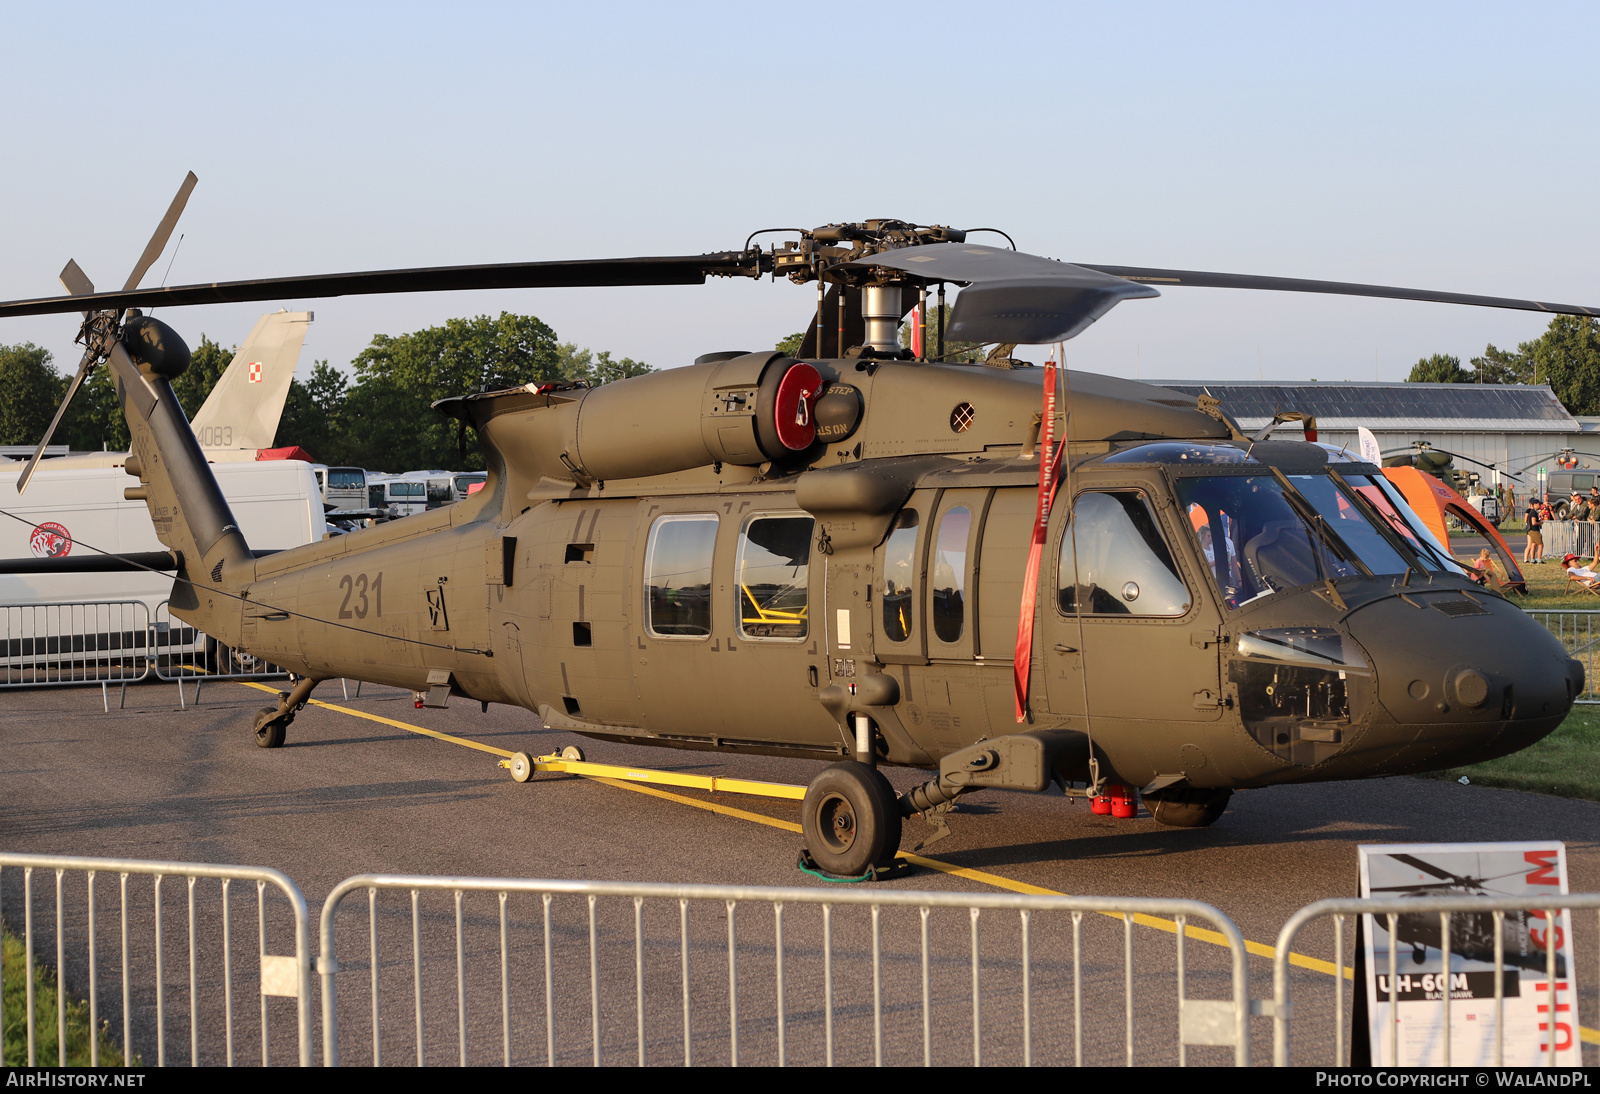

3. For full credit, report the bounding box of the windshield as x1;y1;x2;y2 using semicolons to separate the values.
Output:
1287;475;1411;576
328;469;364;489
1174;475;1362;610
1340;473;1464;574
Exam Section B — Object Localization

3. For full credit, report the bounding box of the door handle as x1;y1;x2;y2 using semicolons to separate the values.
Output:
1052;643;1078;654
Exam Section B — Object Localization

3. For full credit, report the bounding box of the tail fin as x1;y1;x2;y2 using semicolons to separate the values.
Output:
190;310;312;452
112;338;251;641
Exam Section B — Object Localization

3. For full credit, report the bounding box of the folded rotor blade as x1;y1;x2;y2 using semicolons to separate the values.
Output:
16;351;94;494
0;252;761;319
848;242;1160;344
123;172;198;292
1078;264;1600;318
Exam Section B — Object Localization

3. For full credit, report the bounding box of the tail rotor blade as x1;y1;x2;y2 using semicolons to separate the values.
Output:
17;352;94;494
59;259;94;300
123;171;198;292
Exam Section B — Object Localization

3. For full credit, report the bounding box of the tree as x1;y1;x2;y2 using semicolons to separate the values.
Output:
554;342;653;385
1528;316;1600;414
60;367;130;453
1469;343;1533;385
276;360;349;463
0;343;63;446
169;335;232;418
1408;353;1469;384
342;312;562;471
775;332;805;356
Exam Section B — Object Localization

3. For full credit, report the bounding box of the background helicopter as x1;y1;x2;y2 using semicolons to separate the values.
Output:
0;178;1592;878
1369;852;1565;975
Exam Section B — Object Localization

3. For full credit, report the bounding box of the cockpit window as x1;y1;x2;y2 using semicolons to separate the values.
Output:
1174;475;1362;610
1287;475;1410;576
1340;474;1463;574
1057;491;1191;616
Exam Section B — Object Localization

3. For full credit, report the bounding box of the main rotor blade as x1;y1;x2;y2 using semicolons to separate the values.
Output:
16;351;94;494
1078;264;1600;318
123;172;198;292
0;252;761;319
849;242;1160;344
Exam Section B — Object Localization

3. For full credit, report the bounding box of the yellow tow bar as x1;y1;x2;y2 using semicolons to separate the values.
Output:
498;750;808;801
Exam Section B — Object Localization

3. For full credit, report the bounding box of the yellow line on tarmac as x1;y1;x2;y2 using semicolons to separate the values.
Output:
236;680;515;759
267;683;1600;1044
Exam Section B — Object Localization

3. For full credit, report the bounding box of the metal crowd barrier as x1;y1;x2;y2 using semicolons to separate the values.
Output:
152;601;291;703
317;875;1251;1067
0;601;151;690
1526;610;1600;703
0;851;313;1067
1272;893;1597;1067
1542;521;1578;558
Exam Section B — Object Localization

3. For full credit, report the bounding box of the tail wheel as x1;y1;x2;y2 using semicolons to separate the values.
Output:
801;761;902;876
1145;787;1232;828
253;706;289;749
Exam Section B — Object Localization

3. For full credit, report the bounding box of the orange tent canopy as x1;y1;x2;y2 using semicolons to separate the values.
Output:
1382;466;1526;593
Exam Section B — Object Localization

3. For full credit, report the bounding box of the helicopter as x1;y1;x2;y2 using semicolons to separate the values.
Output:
0;177;1592;878
1369;853;1565;975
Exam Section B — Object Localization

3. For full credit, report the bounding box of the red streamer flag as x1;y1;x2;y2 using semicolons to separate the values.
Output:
1014;362;1066;721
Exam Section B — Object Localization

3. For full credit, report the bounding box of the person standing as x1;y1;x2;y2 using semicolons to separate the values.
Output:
1525;497;1545;564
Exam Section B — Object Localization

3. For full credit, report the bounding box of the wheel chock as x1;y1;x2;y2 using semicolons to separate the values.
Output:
796;849;913;884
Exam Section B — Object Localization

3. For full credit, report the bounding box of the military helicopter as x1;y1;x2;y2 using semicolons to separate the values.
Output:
0;177;1592;878
1369;853;1565;975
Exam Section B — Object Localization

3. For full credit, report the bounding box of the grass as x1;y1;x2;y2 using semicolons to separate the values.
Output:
1451;531;1597;610
1422;705;1600;801
2;922;128;1067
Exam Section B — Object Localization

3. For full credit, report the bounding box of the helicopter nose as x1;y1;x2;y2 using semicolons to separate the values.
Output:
1344;590;1580;770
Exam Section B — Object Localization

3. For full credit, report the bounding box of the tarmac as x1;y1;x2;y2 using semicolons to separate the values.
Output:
2;677;1597;1067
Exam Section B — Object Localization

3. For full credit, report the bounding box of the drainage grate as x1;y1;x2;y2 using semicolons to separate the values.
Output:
1432;598;1490;618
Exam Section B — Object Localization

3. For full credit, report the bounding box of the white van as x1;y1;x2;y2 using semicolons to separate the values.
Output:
367;476;429;518
0;460;327;669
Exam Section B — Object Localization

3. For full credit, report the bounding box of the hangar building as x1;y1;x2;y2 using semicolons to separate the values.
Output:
1149;380;1600;494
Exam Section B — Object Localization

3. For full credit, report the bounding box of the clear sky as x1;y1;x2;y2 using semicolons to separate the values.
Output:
2;1;1595;386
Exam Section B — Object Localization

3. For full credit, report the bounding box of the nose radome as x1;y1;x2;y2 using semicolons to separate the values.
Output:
1346;593;1574;727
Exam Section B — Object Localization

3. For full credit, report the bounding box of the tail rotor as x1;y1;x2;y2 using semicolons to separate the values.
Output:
16;171;197;493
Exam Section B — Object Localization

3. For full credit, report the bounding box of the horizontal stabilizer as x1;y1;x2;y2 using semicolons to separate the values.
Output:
0;550;180;574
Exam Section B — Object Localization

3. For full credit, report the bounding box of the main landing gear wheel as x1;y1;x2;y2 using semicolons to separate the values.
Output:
1144;787;1232;828
252;706;290;749
801;761;902;877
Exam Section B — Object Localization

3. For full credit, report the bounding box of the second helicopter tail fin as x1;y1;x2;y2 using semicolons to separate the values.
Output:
190;310;313;453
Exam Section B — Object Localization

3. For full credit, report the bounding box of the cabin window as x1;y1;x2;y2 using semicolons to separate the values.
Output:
737;514;813;639
932;506;971;642
881;510;919;642
1057;491;1190;617
645;514;718;638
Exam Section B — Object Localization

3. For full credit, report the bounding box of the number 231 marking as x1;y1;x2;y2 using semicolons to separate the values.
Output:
339;572;383;619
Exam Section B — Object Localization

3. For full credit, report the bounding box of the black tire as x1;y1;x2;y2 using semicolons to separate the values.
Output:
253;706;288;749
1144;787;1232;828
801;761;902;876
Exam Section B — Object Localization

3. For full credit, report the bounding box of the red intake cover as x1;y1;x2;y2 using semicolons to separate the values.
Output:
773;363;823;451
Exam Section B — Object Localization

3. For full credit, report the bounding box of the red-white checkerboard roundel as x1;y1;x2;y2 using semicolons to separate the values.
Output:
248;362;263;383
